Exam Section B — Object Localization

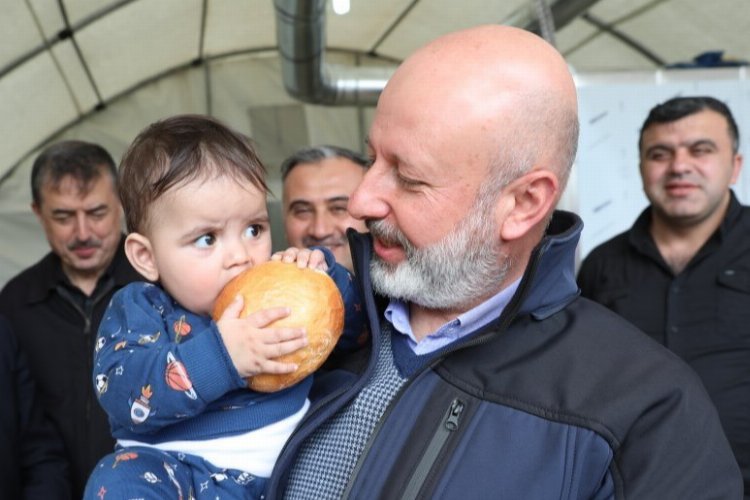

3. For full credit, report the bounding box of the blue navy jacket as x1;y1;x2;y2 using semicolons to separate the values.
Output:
266;210;742;499
93;251;364;445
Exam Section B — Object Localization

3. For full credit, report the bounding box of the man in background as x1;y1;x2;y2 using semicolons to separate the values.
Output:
578;96;749;496
281;145;369;273
0;140;141;498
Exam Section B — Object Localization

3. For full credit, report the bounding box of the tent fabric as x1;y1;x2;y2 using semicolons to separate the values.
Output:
1;0;749;286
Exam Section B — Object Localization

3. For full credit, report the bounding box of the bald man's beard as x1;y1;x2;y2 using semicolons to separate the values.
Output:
367;197;512;310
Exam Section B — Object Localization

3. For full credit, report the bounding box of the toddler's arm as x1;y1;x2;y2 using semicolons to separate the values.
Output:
93;282;248;434
215;295;308;378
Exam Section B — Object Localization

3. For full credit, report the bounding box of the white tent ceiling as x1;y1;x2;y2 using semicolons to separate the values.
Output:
1;0;749;285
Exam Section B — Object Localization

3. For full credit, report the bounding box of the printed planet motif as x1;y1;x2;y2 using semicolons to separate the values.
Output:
173;315;191;343
165;351;197;400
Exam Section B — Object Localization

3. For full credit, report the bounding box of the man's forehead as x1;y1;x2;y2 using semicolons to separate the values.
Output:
288;160;362;183
287;194;349;207
44;169;112;188
647;110;728;133
40;174;116;204
643;111;730;144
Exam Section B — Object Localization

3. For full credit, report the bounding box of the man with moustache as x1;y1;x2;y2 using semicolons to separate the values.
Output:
0;140;140;499
281;145;369;273
264;26;742;499
578;96;749;497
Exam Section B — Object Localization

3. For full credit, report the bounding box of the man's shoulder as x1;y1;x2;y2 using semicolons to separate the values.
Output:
553;298;712;413
576;230;635;293
569;297;706;384
730;202;750;232
110;281;167;307
0;253;56;301
581;229;633;263
447;297;712;441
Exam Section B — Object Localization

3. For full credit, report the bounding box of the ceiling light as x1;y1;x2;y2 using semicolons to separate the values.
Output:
332;0;350;15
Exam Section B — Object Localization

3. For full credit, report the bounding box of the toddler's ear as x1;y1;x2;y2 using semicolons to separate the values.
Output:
124;233;159;282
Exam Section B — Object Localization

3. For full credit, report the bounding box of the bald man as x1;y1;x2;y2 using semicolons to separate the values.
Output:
264;25;741;499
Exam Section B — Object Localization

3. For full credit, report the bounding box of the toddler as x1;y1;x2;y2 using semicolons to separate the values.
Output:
83;115;363;499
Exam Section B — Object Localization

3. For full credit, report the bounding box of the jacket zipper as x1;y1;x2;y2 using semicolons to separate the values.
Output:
340;240;545;498
400;398;465;500
56;280;114;422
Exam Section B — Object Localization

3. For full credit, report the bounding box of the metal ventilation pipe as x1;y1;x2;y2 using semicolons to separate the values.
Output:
274;0;603;106
274;0;394;106
506;0;603;37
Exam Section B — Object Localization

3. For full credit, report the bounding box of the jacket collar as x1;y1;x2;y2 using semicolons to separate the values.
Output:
519;210;582;319
24;233;136;304
628;189;741;258
347;209;582;324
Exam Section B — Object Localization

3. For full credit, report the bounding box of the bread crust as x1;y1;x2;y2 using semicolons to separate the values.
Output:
212;261;345;392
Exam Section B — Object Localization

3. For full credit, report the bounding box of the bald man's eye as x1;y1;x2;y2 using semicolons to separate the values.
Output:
396;173;425;190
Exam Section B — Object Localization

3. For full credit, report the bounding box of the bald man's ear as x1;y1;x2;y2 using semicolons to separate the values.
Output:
124;233;159;282
498;170;558;242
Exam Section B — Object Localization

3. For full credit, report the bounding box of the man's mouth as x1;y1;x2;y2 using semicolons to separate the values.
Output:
72;246;98;258
366;219;411;263
372;236;405;263
69;239;102;259
664;182;697;196
303;237;347;249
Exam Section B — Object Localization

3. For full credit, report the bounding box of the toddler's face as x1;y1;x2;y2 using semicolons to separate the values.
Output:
145;176;272;315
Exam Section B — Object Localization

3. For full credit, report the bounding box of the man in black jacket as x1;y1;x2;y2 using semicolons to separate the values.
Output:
578;96;749;497
0;140;141;498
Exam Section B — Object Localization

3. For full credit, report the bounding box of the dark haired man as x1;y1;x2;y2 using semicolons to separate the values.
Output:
281;145;369;273
578;96;749;496
0;140;141;498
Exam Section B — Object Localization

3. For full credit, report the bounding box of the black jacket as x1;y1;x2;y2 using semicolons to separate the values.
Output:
0;236;141;498
578;192;750;497
0;315;70;499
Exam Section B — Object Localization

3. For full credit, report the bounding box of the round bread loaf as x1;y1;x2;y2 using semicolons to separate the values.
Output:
211;261;345;392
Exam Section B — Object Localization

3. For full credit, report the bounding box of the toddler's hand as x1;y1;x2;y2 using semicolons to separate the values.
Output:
216;295;308;378
271;247;328;271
